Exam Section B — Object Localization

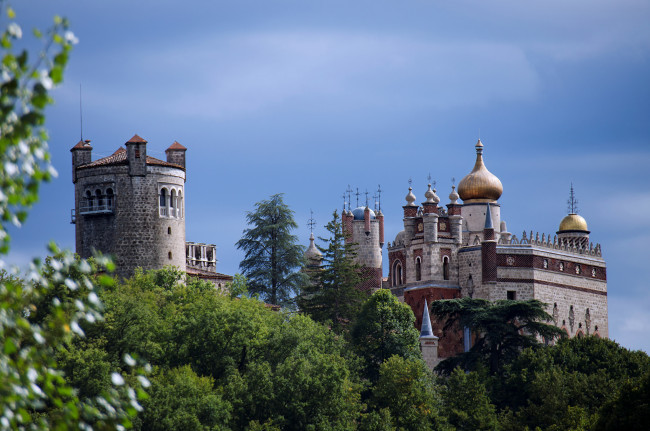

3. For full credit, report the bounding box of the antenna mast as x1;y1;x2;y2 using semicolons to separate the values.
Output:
567;183;579;214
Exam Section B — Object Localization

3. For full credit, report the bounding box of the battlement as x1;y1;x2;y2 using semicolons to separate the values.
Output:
498;230;602;257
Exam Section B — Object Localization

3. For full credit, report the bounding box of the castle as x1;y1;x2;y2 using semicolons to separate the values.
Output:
71;134;607;369
70;135;232;287
320;140;607;367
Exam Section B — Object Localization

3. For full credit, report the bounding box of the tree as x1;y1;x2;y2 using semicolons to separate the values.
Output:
371;356;448;431
236;194;305;306
430;297;565;375
351;288;421;382
299;210;367;333
441;368;498;431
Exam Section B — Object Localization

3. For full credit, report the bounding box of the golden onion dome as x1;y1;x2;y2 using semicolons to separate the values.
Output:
457;140;503;203
558;214;589;232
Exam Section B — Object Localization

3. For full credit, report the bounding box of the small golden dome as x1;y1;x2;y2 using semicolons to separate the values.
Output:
457;140;503;203
558;214;588;232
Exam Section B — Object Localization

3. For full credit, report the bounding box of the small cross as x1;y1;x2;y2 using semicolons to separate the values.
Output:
427;173;432;183
451;177;456;186
377;184;382;211
365;189;369;207
355;188;360;207
346;185;353;210
307;209;316;233
408;177;412;187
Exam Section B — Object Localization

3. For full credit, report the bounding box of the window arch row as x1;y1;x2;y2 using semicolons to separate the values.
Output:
159;184;184;219
81;185;115;214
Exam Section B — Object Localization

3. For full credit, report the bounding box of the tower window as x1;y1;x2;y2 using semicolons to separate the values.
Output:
415;257;422;281
443;256;450;280
106;188;114;208
393;261;403;286
168;251;172;260
168;227;172;235
507;291;516;300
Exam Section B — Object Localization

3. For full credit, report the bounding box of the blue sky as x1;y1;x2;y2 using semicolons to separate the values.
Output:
7;0;650;352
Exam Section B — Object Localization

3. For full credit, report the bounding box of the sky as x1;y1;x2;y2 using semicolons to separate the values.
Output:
6;0;650;352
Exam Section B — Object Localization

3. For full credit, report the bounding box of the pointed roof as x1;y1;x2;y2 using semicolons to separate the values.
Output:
484;202;494;230
420;299;437;339
166;141;187;151
71;139;92;151
126;134;147;144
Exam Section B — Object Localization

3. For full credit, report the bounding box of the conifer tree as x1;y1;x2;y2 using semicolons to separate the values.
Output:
236;194;305;306
299;210;367;333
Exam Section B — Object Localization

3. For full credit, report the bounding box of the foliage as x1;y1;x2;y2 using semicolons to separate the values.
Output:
594;369;650;431
227;273;249;298
236;193;306;306
430;297;565;375
351;289;421;382
0;3;72;253
495;336;650;430
0;246;149;430
299;210;367;334
139;366;231;431
441;368;498;431
371;356;448;431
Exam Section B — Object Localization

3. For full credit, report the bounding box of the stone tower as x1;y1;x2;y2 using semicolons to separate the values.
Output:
71;134;187;279
342;204;384;291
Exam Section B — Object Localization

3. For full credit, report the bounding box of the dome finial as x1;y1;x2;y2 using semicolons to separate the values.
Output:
405;186;417;206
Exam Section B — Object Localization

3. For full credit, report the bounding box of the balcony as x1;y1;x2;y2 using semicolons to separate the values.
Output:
79;200;114;215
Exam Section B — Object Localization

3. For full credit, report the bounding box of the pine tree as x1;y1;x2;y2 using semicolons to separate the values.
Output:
236;194;305;306
299;210;367;333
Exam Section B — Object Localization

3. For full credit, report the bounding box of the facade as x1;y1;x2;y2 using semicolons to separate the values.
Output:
71;135;231;285
385;140;607;368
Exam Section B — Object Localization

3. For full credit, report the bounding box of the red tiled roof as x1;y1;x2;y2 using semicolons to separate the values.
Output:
186;267;233;280
166;141;187;151
77;146;184;170
126;134;147;144
70;139;92;151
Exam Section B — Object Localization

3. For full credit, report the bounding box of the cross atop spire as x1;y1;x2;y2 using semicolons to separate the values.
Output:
365;189;369;207
307;209;316;233
346;185;353;211
568;183;579;214
355;188;360;207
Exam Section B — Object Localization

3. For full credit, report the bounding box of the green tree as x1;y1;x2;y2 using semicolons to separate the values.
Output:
371;356;448;431
430;297;565;375
441;368;498;431
299;210;367;333
351;288;421;382
236;193;305;306
595;369;650;431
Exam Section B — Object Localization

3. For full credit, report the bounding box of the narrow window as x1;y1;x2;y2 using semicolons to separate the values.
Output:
507;290;516;300
443;256;450;280
415;257;422;281
168;227;171;235
168;251;172;260
160;188;167;207
178;190;183;218
106;188;114;208
85;190;93;211
393;261;403;286
95;189;103;209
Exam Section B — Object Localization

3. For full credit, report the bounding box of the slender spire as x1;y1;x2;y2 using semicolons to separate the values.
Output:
485;202;493;229
376;184;382;211
420;299;435;338
308;209;316;234
567;183;579;214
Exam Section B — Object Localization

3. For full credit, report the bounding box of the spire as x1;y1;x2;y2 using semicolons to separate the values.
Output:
567;183;579;214
484;202;493;229
420;299;435;338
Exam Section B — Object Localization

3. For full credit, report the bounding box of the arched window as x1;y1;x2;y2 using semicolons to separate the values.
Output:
393;261;403;286
443;256;450;280
415;257;421;281
177;190;183;218
170;189;176;217
106;188;114;209
159;188;168;216
95;189;103;208
85;190;93;211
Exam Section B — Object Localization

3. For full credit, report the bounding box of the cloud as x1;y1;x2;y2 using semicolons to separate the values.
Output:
608;295;650;353
72;32;540;120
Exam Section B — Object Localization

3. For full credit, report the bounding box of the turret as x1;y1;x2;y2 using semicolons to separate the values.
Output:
403;186;418;240
376;210;384;247
70;139;92;183
419;299;440;370
126;134;147;176
422;183;439;243
166;141;187;171
481;203;497;284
